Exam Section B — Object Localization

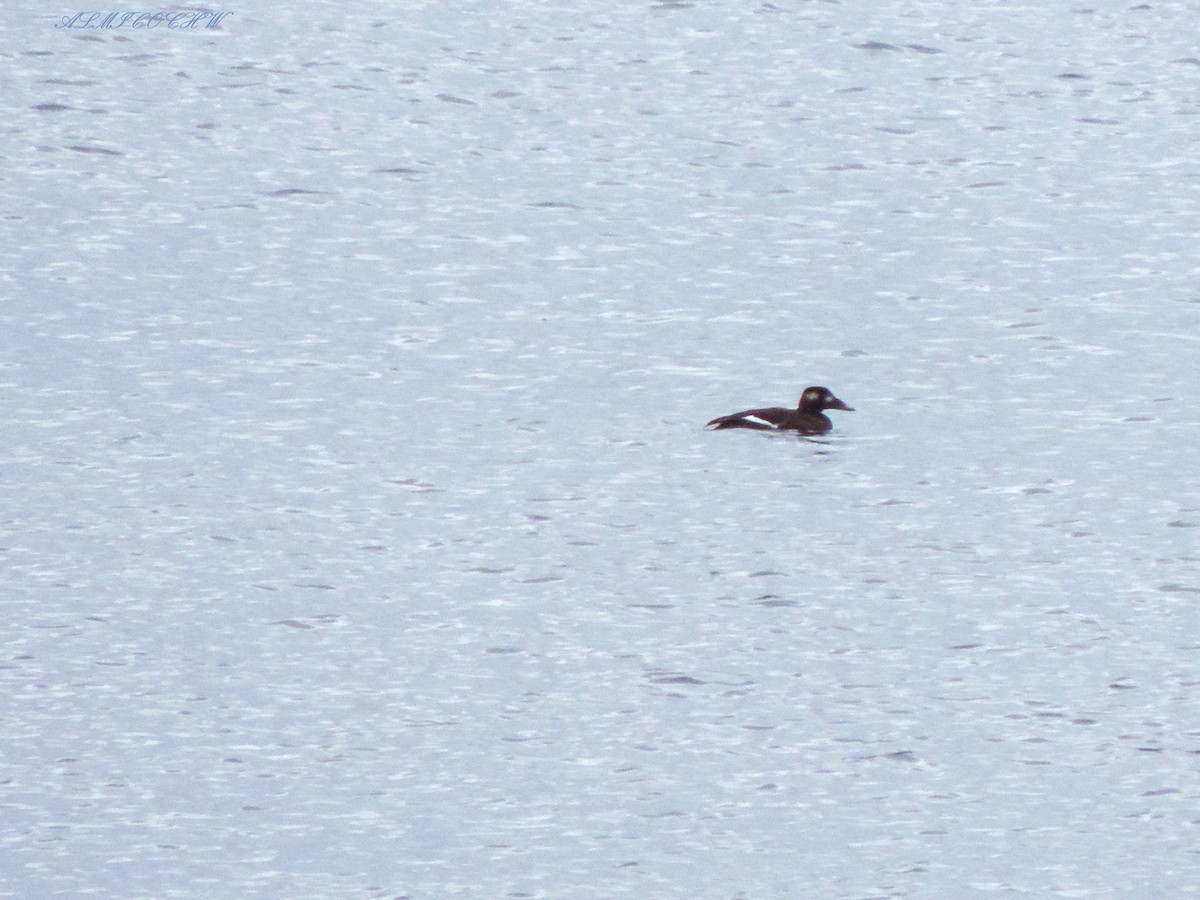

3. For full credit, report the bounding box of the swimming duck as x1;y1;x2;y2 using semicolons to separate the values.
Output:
706;386;854;434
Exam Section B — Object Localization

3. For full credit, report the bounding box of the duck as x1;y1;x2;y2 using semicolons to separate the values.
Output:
706;386;854;434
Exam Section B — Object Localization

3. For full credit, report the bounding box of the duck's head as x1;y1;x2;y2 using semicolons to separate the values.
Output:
800;386;854;413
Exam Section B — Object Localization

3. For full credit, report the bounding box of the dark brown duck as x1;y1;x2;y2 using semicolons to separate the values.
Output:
706;386;854;434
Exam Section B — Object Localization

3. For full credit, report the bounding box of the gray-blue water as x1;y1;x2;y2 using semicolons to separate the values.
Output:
5;3;1200;897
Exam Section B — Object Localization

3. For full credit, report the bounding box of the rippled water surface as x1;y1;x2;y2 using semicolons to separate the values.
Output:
5;2;1200;897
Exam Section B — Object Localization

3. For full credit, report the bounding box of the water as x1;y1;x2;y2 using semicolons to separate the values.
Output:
4;2;1200;897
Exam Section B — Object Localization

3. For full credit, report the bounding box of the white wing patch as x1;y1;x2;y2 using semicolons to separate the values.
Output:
742;415;777;429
